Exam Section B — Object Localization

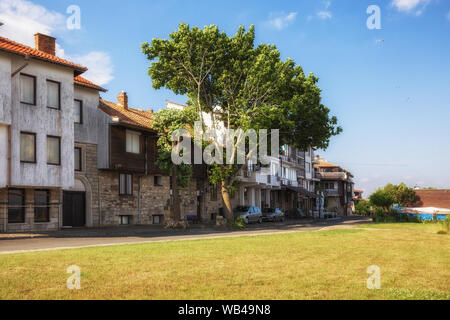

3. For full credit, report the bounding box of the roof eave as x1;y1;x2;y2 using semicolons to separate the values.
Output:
75;82;108;93
0;47;87;75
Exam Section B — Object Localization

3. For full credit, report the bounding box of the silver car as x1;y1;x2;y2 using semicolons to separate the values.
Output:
262;208;285;222
234;206;263;224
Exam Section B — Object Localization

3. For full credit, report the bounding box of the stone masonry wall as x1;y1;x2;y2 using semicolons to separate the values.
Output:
75;142;100;227
0;188;6;232
1;188;60;233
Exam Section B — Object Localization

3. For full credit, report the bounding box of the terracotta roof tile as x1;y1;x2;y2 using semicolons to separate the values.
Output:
74;76;107;92
0;35;87;74
413;190;450;209
315;160;339;168
99;99;154;130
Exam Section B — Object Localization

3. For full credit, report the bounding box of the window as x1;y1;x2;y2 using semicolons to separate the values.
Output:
74;147;82;171
47;136;61;165
20;74;36;105
152;215;162;225
306;162;311;173
154;176;162;186
47;80;60;109
34;190;50;223
119;173;133;195
126;130;140;154
119;215;130;225
325;183;335;190
20;132;36;163
8;189;25;224
74;100;82;124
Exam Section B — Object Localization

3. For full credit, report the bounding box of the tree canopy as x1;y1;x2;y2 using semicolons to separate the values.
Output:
142;24;342;220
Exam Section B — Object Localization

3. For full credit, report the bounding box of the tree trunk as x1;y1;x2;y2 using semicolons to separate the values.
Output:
172;162;181;222
221;180;234;221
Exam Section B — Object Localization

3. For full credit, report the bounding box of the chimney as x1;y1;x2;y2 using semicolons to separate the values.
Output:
117;91;128;110
34;33;56;55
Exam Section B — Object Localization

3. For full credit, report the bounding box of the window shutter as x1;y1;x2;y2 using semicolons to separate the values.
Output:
47;81;60;108
127;174;133;195
20;75;35;104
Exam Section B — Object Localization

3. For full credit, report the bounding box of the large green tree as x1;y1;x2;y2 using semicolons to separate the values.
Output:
381;183;419;207
369;189;395;213
142;24;341;220
151;106;198;221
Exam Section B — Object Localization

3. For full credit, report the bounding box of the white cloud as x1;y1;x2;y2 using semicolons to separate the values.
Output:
268;12;298;30
317;11;332;20
63;50;114;86
0;0;114;86
447;11;450;21
311;1;333;21
0;0;64;46
391;0;430;16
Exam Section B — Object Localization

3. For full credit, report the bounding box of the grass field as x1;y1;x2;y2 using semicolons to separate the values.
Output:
0;223;449;300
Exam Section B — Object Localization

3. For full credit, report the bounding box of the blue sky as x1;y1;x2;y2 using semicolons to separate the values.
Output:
1;0;449;195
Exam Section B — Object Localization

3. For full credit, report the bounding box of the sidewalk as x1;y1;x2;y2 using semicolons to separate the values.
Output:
0;218;317;240
0;217;372;254
0;216;370;241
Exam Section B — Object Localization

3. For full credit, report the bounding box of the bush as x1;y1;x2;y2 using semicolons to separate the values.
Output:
229;216;247;229
443;216;450;231
355;201;371;216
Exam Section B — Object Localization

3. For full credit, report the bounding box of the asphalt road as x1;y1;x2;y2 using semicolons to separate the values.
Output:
0;217;371;254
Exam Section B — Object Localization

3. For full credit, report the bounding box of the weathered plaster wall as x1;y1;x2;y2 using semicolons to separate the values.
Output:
0;125;7;187
9;57;74;189
0;52;12;125
74;85;111;169
74;86;110;148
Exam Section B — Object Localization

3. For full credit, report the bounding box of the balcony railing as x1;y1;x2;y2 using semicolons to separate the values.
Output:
316;172;349;181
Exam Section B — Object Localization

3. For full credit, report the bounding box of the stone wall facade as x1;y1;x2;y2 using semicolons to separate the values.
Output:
0;187;60;232
99;172;174;226
73;142;100;227
0;188;7;232
98;172;227;226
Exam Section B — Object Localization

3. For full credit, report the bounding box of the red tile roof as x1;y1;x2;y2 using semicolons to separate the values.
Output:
99;99;154;130
413;190;450;209
315;159;340;168
0;35;87;75
74;76;107;92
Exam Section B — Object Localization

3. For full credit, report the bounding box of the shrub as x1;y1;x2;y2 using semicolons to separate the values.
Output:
355;201;371;216
443;216;450;231
229;216;247;229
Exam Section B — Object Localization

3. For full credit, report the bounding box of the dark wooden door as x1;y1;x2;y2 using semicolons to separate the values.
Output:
63;191;86;227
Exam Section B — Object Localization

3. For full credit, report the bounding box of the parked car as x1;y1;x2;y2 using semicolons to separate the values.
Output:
288;208;307;219
233;206;263;224
262;208;285;222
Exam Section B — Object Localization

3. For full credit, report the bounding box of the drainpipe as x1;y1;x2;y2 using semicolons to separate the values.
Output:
137;176;141;224
7;125;11;186
98;177;102;227
138;136;149;225
11;54;30;78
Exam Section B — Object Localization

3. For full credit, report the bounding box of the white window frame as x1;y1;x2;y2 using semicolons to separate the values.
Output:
126;130;141;154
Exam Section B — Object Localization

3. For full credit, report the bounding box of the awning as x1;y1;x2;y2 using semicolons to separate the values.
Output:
286;186;318;198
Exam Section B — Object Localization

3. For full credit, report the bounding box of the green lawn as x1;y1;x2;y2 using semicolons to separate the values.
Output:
0;224;449;300
358;222;449;233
